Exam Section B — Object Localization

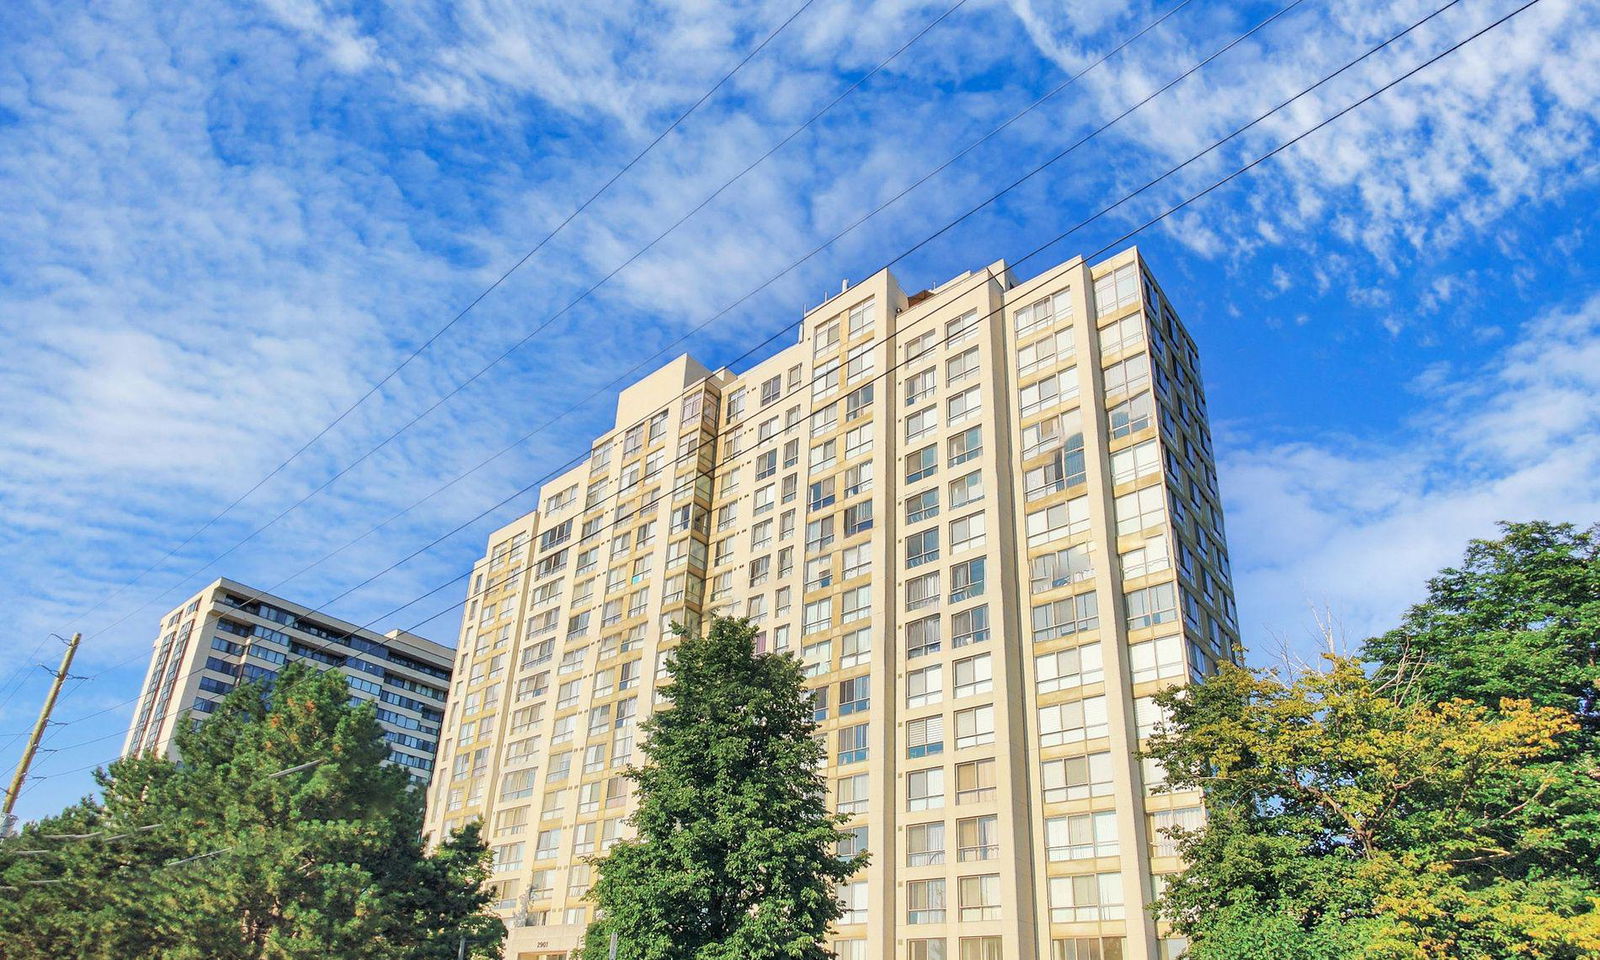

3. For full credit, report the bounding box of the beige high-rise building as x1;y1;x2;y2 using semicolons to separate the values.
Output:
125;577;454;782
423;248;1238;960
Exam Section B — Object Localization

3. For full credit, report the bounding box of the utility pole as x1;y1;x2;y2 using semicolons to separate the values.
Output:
2;633;81;834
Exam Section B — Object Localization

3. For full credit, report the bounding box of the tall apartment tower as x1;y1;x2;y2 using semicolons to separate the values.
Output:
125;576;454;782
423;248;1238;960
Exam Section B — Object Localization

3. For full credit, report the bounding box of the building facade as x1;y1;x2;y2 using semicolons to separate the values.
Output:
423;248;1238;960
125;576;453;782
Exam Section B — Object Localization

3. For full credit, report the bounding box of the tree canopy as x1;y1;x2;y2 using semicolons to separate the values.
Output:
0;661;503;960
579;616;865;960
1146;522;1600;959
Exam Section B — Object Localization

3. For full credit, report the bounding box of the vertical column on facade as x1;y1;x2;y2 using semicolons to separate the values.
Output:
1074;257;1159;957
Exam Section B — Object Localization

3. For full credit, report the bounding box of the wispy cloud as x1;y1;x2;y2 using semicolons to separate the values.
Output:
1222;291;1600;650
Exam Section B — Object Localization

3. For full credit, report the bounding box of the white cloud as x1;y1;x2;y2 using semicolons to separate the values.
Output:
1222;292;1600;654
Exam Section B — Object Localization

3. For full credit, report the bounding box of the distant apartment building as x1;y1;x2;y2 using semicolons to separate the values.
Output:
423;248;1238;960
125;577;453;781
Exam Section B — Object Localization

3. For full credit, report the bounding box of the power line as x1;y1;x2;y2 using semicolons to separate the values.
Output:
22;0;1528;791
66;0;975;655
39;0;1212;733
63;0;829;635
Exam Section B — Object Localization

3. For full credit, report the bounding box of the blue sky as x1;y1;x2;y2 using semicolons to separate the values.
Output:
2;0;1597;822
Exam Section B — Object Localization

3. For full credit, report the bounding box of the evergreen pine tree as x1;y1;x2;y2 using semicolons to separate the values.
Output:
0;662;502;960
579;616;865;960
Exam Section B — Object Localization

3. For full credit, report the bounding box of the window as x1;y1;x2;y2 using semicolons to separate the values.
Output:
1037;642;1105;692
1110;438;1160;485
760;375;782;406
837;825;869;859
958;874;1001;921
906;406;938;442
1018;327;1075;376
812;402;839;439
1032;543;1094;591
954;705;995;750
803;598;833;635
815;320;841;354
844;425;872;460
838;724;869;765
839;676;870;715
838;880;867;924
843;462;873;497
907;572;940;612
950;558;985;602
809;478;836;512
812;438;837;471
946;310;979;346
844;501;873;536
1015;288;1073;335
1032;592;1099;641
1103;354;1151;398
950;513;986;553
806;516;835;553
907;715;944;758
842;544;870;580
1020;370;1073;418
1108;392;1155;438
946;385;981;425
907;528;940;568
1050;939;1125;960
952;606;989;647
846;299;876;336
836;773;870;814
802;640;833;678
1025;436;1087;502
907;615;941;658
957;814;998;862
1049;872;1124;922
534;828;562;859
499;769;537;801
954;757;996;803
907;822;946;866
953;654;993;699
1038;695;1109;745
1149;806;1205;858
959;937;1003;960
1042;751;1114;803
840;626;871;667
1120;534;1170;579
1094;263;1140;317
813;357;841;401
905;367;937;404
1134;695;1170;739
908;767;944;811
909;940;947;960
1129;634;1185;684
1114;484;1166;536
906;489;939;524
906;445;938;483
947;427;982;467
1027;496;1091;547
846;382;875;419
1124;583;1178;630
846;342;874;383
907;878;947;923
906;663;943;708
948;471;982;509
1046;811;1119;861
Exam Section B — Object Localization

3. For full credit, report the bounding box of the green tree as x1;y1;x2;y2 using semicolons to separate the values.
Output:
579;616;865;960
1146;522;1600;959
0;662;502;960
